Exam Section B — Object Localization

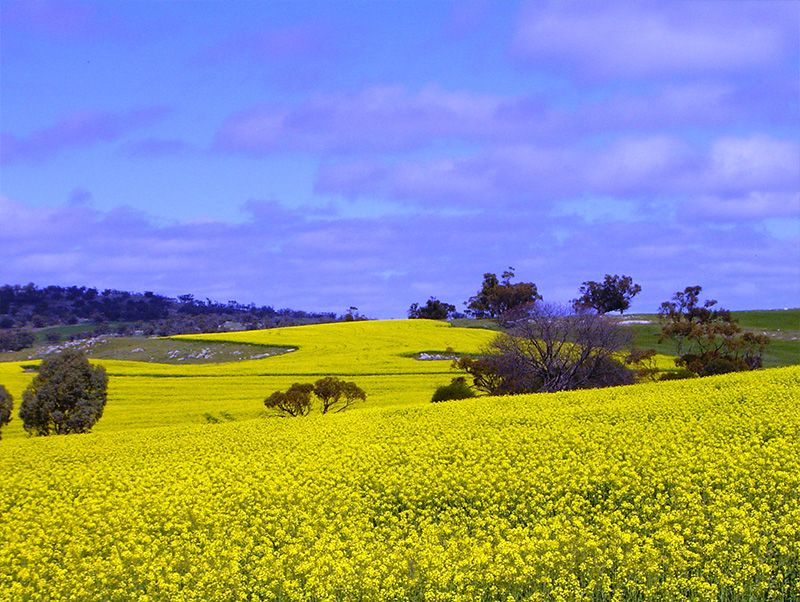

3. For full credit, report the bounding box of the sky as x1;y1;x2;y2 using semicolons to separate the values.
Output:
1;0;799;318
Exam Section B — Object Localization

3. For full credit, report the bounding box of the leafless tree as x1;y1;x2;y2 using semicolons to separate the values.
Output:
458;302;634;394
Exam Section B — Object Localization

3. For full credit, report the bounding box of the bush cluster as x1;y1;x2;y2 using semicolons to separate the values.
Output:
0;384;12;440
264;377;366;417
431;377;476;402
659;286;769;376
0;329;35;352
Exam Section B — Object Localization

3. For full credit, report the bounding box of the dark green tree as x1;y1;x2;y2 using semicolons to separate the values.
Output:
408;297;457;320
573;274;641;314
658;286;769;376
465;268;541;319
264;383;314;417
19;350;108;436
431;377;476;403
0;329;36;352
313;377;367;413
0;385;12;440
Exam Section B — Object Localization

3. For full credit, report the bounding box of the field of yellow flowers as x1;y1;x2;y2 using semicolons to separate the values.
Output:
0;320;498;437
0;320;798;600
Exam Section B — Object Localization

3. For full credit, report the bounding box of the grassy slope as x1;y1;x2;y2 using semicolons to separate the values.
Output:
170;318;497;375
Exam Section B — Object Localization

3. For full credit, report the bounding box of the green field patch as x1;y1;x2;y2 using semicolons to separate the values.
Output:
620;309;800;368
0;335;293;365
732;308;800;330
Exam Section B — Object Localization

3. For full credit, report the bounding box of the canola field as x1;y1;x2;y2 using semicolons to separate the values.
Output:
0;320;498;437
0;321;799;600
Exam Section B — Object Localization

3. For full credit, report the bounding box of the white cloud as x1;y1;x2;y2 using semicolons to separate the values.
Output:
2;195;798;317
513;2;794;77
708;136;800;189
683;192;800;221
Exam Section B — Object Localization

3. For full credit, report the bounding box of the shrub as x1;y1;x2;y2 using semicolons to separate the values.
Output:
572;354;635;389
19;350;108;435
0;329;35;352
659;369;695;381
264;383;314;417
659;286;769;375
431;377;476;403
0;384;12;440
625;348;659;381
313;377;366;414
699;356;745;376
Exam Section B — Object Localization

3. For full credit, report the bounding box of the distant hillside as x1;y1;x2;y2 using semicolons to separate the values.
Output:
0;283;337;349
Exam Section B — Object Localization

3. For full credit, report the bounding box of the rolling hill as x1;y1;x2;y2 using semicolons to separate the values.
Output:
1;319;798;600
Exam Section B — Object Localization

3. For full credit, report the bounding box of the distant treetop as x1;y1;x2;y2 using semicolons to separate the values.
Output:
573;274;642;315
0;283;337;334
465;268;541;320
408;298;457;320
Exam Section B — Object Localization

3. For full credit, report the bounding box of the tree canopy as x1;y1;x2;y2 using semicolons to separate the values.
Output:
574;274;641;314
465;268;541;320
0;282;337;338
313;377;367;414
265;378;367;417
264;383;315;417
19;350;108;435
408;298;457;320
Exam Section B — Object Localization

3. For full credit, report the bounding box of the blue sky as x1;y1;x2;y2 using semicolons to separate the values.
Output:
1;0;798;317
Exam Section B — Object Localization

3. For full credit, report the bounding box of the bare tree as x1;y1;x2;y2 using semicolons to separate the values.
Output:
457;302;634;394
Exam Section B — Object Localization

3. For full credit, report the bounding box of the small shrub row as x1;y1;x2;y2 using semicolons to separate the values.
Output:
264;376;366;417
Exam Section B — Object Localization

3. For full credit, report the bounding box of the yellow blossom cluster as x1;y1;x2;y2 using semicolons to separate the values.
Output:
1;365;798;600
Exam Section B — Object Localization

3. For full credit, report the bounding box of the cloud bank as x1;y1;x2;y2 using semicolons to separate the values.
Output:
2;195;797;317
2;1;798;315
